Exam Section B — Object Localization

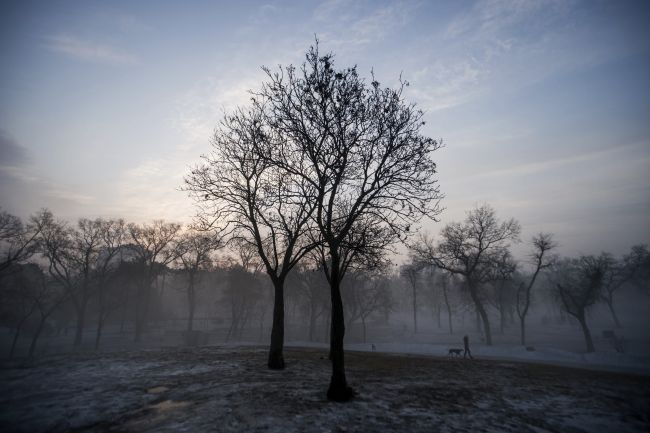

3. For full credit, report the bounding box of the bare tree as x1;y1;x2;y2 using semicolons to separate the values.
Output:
94;219;127;349
343;271;391;343
185;103;317;370
551;255;606;353
0;263;40;357
127;220;181;342
516;233;556;345
256;42;442;400
26;268;69;357
411;205;520;346
487;250;517;335
289;263;330;342
0;208;40;274
400;263;421;333
439;272;456;334
625;244;650;293
31;210;83;343
174;229;224;332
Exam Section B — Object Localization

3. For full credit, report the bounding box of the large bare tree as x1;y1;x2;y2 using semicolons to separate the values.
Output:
255;43;442;400
185;104;317;369
411;204;520;346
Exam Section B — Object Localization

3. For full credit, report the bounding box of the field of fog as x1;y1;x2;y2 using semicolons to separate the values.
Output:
4;263;649;374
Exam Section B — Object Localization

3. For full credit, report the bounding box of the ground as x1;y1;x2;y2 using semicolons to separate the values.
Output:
1;346;649;433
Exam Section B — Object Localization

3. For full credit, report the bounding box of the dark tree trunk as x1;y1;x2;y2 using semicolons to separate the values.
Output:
519;316;526;346
605;299;621;328
577;313;595;353
309;302;317;342
28;317;47;358
187;275;196;332
469;283;492;345
10;324;23;359
327;275;354;401
267;281;285;370
412;285;418;333
499;308;505;335
442;284;453;335
95;315;104;350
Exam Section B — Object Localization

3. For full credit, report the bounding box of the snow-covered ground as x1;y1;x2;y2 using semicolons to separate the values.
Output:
1;345;649;432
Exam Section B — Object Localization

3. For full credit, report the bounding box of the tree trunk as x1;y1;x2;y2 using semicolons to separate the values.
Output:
95;315;104;350
309;302;317;342
10;324;23;359
577;314;595;353
519;316;526;346
187;275;196;332
469;283;492;345
28;317;47;358
327;274;353;401
499;308;505;335
442;284;453;335
412;285;418;333
267;281;285;370
605;299;621;328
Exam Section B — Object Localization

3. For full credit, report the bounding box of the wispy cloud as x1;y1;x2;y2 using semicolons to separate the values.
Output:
45;34;137;65
315;0;416;48
0;129;30;167
467;140;649;181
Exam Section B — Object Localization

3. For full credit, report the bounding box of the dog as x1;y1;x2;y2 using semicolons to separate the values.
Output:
448;348;462;357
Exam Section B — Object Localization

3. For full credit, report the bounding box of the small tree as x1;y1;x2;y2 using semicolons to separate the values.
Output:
487;250;517;335
174;229;224;332
0;208;40;274
94;219;127;349
550;255;605;353
625;245;650;293
516;233;555;345
411;205;520;345
400;263;421;333
127;220;181;342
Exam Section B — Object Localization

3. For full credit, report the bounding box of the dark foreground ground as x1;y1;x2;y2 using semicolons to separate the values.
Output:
1;346;649;433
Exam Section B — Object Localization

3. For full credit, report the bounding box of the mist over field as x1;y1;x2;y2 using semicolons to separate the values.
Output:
1;1;649;432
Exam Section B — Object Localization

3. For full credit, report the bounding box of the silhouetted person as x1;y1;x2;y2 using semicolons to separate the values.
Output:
463;334;473;359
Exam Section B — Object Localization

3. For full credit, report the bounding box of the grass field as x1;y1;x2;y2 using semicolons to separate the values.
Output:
1;346;649;432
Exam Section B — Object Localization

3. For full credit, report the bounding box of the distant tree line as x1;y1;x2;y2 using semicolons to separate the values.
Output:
408;204;650;353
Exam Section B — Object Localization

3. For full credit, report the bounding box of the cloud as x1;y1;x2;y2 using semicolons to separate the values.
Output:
315;0;416;49
44;34;137;65
0;129;30;167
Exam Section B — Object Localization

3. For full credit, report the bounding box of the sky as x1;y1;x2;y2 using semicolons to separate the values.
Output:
1;0;649;260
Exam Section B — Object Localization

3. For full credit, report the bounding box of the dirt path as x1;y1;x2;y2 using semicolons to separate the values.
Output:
1;346;649;432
